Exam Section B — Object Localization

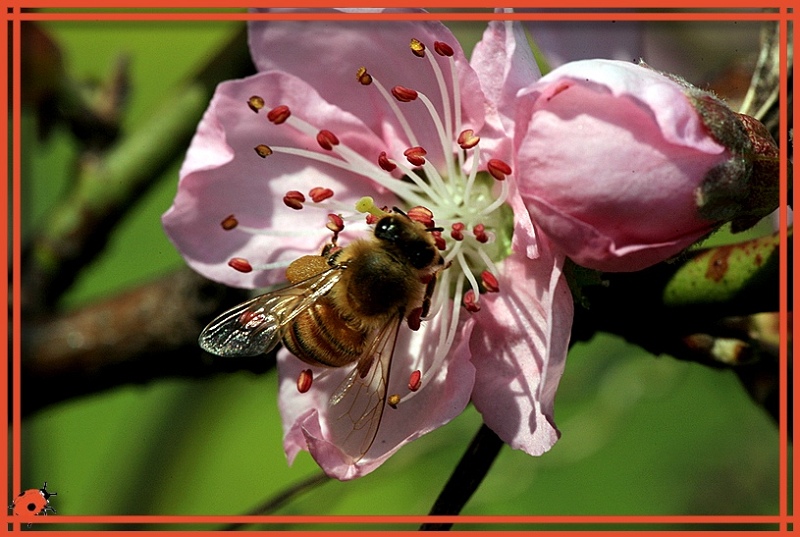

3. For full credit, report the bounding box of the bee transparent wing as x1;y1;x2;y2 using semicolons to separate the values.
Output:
198;267;344;357
327;312;403;461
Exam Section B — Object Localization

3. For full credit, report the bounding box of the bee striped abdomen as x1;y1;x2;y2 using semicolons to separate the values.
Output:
283;298;368;368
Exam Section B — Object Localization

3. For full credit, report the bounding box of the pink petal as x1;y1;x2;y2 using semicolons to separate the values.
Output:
162;71;391;288
514;59;729;272
529;59;725;153
278;317;476;480
471;20;541;136
469;236;572;456
247;11;487;167
506;177;539;260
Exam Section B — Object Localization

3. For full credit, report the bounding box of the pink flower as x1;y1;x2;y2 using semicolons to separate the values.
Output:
514;59;744;272
163;14;573;480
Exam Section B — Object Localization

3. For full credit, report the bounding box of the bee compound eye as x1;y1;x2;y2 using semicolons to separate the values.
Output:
408;244;434;269
374;217;399;242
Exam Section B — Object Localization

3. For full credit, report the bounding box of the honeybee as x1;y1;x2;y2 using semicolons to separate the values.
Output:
198;206;444;461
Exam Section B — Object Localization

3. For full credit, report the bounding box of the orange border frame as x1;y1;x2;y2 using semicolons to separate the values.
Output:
4;1;794;534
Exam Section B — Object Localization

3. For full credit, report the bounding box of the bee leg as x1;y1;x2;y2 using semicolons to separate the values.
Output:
321;239;344;259
420;275;437;318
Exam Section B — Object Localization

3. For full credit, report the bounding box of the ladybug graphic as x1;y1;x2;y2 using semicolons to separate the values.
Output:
10;482;57;517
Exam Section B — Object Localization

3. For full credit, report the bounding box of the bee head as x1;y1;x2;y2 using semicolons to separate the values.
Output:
374;215;437;269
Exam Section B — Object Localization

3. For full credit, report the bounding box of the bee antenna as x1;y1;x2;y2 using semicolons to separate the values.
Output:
391;206;407;217
426;226;444;233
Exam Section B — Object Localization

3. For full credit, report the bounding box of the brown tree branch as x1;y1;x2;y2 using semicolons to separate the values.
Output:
20;268;272;417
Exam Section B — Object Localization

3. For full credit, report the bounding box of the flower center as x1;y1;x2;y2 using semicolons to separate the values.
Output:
227;36;514;405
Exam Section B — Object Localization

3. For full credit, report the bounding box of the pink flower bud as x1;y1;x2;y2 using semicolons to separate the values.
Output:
515;59;778;272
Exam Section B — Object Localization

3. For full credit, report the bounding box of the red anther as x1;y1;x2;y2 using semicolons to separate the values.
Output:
391;85;419;102
254;144;273;158
408;370;422;391
316;129;340;150
220;214;238;230
431;230;446;250
356;66;373;85
309;186;334;203
410;38;426;58
326;213;345;233
487;158;512;181
407;307;423;331
267;105;291;124
404;146;427;167
473;223;489;243
457;129;480;150
388;394;401;409
378;151;397;172
433;41;454;57
481;270;500;293
450;222;465;241
406;206;435;227
283;190;306;210
297;369;313;394
463;289;481;312
228;257;253;273
248;95;265;113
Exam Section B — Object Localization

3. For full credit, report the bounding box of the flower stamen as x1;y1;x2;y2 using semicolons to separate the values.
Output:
404;146;427;166
309;187;334;203
456;251;482;305
220;214;238;230
283;190;306;210
406;206;435;227
473;223;488;243
408;370;422;391
481;270;499;293
267;105;291;124
409;38;426;57
463;289;480;312
297;369;313;394
377;151;397;172
248;95;265;113
356;66;373;85
487;159;512;181
457;129;480;150
326;213;345;234
316;129;340;150
228;257;253;273
392;85;419;102
450;222;465;241
433;41;454;57
254;144;273;158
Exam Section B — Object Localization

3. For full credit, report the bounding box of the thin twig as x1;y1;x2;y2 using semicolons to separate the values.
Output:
219;472;331;531
419;423;503;531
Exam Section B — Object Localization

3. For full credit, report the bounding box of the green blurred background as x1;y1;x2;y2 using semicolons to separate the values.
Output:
17;17;781;531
